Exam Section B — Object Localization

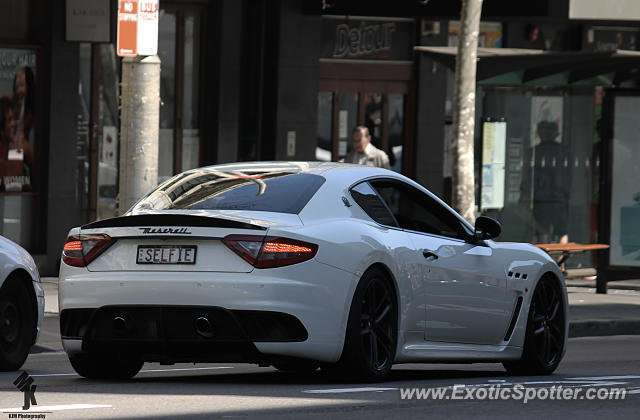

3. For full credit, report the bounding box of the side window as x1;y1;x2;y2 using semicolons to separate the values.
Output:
370;180;465;239
350;182;397;227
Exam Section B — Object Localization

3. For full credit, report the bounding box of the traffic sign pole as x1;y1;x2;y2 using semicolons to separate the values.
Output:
116;0;161;214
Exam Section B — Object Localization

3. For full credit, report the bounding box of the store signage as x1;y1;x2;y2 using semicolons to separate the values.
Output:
117;0;158;57
321;17;413;61
569;0;640;21
66;0;110;42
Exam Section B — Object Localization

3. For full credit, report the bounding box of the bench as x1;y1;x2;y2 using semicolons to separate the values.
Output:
534;243;609;291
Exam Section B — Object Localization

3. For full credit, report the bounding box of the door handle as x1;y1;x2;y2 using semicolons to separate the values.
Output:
423;250;439;260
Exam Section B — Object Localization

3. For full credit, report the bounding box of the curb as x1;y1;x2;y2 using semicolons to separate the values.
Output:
569;319;640;338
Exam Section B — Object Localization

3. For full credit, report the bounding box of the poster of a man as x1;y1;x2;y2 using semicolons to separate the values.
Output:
0;49;36;192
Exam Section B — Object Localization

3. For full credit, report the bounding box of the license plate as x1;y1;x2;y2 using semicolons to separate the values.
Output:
136;245;197;264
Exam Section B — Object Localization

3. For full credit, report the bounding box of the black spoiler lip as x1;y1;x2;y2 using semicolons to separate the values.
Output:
81;214;267;231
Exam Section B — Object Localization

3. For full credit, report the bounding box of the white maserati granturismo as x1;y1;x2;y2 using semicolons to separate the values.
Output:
59;162;567;381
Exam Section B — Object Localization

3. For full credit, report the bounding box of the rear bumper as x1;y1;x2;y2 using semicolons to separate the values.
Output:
61;305;308;364
58;260;357;363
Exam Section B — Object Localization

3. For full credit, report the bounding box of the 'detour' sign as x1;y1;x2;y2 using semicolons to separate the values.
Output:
321;17;414;61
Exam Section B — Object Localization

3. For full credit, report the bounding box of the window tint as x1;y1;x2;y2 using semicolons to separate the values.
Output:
350;182;397;226
133;171;325;214
370;180;465;239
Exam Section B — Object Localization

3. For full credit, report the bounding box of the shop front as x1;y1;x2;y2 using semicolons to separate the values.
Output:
417;45;640;278
316;16;416;176
0;0;46;255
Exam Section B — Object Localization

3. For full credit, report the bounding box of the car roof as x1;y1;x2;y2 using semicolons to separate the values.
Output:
149;161;475;233
196;161;396;182
199;161;380;174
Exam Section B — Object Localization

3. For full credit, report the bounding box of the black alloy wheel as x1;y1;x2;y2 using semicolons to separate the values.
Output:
0;278;35;371
338;268;397;381
504;275;565;375
360;277;395;372
530;276;564;368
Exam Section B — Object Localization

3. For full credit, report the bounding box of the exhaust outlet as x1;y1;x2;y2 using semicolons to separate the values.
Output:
113;316;130;334
194;316;214;338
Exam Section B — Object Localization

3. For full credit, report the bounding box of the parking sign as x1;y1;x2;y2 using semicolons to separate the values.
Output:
117;0;158;57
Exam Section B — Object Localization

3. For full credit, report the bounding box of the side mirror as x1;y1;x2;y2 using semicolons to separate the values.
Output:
475;216;501;240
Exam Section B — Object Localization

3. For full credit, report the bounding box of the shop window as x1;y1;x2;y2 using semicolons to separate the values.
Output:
609;95;640;268
95;44;121;221
477;87;599;263
158;6;204;182
316;76;412;175
0;47;41;251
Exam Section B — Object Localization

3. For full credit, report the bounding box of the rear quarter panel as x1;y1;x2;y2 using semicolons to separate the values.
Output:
0;236;40;287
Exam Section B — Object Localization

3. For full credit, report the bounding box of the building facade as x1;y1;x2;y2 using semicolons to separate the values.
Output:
0;0;639;279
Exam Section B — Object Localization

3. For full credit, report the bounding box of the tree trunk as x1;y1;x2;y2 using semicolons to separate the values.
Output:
452;0;483;224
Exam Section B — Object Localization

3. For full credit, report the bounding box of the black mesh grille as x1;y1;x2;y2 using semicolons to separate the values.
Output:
61;306;308;362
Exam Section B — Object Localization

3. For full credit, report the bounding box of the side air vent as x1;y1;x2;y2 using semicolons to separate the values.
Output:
504;296;524;342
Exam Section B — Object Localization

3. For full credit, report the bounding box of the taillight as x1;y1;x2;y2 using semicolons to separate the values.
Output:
62;234;115;267
222;235;318;269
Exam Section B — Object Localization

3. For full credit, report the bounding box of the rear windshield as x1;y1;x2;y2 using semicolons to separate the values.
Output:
132;171;325;214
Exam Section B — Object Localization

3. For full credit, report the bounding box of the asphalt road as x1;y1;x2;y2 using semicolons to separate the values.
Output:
1;318;639;419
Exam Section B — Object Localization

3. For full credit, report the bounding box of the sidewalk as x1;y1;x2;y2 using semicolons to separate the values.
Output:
40;277;640;338
565;278;640;337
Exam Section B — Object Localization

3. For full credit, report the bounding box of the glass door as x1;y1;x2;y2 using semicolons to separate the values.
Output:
316;79;411;175
158;4;205;182
338;91;358;160
94;44;121;221
315;91;333;161
158;9;176;182
388;93;405;172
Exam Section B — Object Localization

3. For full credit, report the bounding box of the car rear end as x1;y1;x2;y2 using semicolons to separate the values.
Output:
58;166;353;367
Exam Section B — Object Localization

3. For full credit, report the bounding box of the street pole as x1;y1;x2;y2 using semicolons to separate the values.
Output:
117;55;161;214
452;0;483;224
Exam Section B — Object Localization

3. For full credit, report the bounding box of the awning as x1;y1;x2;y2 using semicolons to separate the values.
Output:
414;46;640;85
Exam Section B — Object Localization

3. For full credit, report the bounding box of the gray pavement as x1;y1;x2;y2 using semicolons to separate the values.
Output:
8;336;640;419
36;276;640;353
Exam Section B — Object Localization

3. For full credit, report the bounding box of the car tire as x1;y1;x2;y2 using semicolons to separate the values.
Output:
0;277;35;371
503;274;565;375
69;353;143;380
339;267;397;382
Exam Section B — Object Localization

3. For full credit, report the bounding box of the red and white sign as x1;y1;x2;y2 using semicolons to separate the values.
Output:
137;0;159;56
116;0;158;57
117;0;138;57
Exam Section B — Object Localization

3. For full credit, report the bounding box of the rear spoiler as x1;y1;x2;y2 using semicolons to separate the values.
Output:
81;214;267;231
